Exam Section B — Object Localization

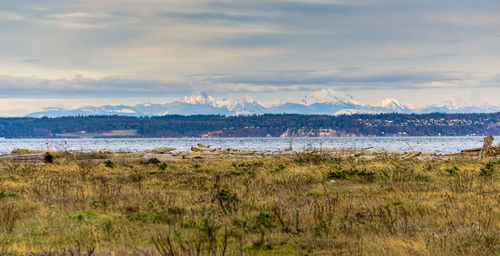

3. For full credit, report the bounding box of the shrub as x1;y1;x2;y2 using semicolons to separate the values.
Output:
480;160;499;177
415;174;430;182
251;212;274;247
0;192;19;199
43;152;54;164
273;163;286;172
445;166;459;176
103;160;116;168
157;162;167;170
215;189;239;214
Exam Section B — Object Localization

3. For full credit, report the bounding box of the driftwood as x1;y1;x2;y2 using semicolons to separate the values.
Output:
461;147;481;152
480;136;494;160
446;136;499;158
197;143;209;148
402;151;422;160
286;132;295;151
191;146;215;152
0;153;45;161
147;147;176;154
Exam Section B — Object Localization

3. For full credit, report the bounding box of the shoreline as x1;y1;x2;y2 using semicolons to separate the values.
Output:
0;136;493;155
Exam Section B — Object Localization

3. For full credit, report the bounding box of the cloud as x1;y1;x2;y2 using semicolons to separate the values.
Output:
0;75;190;97
0;11;24;21
38;11;129;29
19;59;41;63
0;0;500;108
187;69;475;90
0;67;490;101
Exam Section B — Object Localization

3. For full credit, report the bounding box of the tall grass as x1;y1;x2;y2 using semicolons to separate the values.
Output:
0;152;498;255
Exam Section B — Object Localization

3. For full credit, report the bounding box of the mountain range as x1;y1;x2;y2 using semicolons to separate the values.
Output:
27;89;500;117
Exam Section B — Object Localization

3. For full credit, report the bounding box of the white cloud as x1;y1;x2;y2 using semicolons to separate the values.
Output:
0;0;500;113
0;11;24;21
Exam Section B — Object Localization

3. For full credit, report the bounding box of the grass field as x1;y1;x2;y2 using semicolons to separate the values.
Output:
56;130;138;138
0;151;499;255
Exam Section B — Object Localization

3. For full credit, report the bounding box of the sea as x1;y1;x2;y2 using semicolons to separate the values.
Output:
0;136;489;154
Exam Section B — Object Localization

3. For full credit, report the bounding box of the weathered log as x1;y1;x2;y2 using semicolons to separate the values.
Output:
444;151;480;157
191;145;213;152
461;147;481;152
197;143;209;148
479;136;494;160
403;151;422;160
147;147;176;154
0;153;45;161
286;132;295;151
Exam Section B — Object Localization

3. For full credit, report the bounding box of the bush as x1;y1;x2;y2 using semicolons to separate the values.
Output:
415;174;430;182
103;160;116;168
43;152;54;164
445;166;459;176
272;163;286;172
480;160;499;177
251;212;274;247
157;162;167;170
215;189;239;214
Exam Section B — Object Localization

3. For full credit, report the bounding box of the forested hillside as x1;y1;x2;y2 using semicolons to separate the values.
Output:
0;113;498;138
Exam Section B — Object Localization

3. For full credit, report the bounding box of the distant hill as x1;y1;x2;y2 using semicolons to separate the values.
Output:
27;90;500;117
1;113;499;138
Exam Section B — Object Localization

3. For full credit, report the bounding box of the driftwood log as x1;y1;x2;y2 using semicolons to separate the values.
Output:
480;136;494;160
147;147;176;154
191;145;215;152
402;151;422;160
446;136;499;158
197;143;209;148
462;147;481;152
286;132;295;151
0;153;45;161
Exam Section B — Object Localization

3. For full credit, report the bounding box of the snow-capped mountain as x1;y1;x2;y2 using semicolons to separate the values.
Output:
302;88;363;106
417;97;500;114
26;91;500;117
373;98;413;114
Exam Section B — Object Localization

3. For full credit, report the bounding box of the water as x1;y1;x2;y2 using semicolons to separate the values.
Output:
0;136;488;154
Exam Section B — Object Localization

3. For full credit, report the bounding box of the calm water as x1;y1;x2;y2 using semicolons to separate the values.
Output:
0;136;487;154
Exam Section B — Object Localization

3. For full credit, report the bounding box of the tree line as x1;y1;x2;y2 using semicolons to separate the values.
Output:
0;113;498;138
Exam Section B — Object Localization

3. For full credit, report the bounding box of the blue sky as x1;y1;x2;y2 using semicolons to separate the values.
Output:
0;0;499;115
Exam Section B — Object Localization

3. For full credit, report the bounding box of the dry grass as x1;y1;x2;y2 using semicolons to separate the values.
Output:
0;152;499;255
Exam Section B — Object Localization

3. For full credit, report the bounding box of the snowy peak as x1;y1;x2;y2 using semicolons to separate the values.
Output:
376;98;402;108
179;92;258;111
180;92;218;106
443;97;470;110
374;97;412;113
302;89;363;106
25;90;500;117
224;96;258;111
418;96;500;114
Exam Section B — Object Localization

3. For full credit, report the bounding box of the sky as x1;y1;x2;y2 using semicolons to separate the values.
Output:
0;0;499;116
